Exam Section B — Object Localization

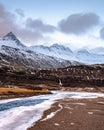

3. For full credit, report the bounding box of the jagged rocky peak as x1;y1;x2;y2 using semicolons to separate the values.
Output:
3;32;25;47
50;43;73;53
77;49;90;54
3;32;18;41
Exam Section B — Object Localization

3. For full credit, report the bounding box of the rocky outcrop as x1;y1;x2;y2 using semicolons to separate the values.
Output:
58;65;104;87
0;64;104;88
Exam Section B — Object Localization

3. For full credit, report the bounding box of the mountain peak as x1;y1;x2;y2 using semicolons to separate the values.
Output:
3;32;17;40
50;43;73;53
3;32;25;47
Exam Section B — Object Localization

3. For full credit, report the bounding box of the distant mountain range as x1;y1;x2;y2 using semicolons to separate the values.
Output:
30;44;104;64
0;32;104;88
0;32;80;69
0;32;104;70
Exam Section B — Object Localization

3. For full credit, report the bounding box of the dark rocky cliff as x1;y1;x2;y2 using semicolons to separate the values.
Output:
0;64;104;88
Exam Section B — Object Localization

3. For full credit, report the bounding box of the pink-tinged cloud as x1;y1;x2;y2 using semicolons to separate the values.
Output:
0;4;16;36
0;3;55;44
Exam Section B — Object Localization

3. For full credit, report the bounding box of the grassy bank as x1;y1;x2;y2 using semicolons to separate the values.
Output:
0;87;51;100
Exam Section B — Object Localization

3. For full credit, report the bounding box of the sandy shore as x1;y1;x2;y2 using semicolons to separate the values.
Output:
28;97;104;130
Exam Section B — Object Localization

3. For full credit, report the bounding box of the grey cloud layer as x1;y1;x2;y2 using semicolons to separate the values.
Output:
100;28;104;39
58;13;100;34
15;9;25;17
0;3;55;43
0;3;102;44
26;18;56;33
0;3;43;42
0;4;16;35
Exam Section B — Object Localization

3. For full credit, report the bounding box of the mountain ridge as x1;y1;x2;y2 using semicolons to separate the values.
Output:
0;32;80;69
0;32;104;89
30;44;104;64
0;32;104;68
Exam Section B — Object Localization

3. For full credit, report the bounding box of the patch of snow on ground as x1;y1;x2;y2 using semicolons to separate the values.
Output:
0;91;104;130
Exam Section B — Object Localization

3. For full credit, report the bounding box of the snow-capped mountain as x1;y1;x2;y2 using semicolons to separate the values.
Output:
30;44;104;64
0;32;104;69
75;49;104;64
29;44;77;61
2;32;26;48
0;32;79;69
89;47;104;55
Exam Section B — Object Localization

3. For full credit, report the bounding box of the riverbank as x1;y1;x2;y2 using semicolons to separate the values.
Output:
0;87;51;100
0;86;104;100
28;97;104;130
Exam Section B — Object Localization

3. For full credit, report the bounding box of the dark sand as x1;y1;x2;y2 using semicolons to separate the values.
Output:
28;97;104;130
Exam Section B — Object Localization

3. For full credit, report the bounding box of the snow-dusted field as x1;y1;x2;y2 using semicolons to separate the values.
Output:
0;91;104;130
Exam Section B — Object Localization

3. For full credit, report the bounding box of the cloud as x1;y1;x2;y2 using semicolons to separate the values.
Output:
100;28;104;39
0;3;51;44
0;3;16;36
58;13;100;35
16;28;43;43
26;18;56;33
15;8;25;17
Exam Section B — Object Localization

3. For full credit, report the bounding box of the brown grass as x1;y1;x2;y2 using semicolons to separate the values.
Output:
0;87;50;95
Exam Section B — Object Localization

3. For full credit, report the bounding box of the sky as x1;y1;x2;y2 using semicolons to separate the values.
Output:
0;0;104;49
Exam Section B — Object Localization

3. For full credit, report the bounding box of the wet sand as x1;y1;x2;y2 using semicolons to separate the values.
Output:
28;97;104;130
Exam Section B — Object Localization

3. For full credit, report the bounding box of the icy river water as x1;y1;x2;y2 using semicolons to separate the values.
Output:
0;91;104;130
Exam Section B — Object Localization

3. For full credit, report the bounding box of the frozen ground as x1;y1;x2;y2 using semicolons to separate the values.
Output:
0;91;104;130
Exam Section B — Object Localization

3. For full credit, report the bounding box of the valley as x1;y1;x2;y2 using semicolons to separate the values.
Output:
0;1;104;130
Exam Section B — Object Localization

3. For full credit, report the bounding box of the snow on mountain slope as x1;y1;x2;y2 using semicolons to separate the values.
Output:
29;44;77;61
0;45;75;68
76;49;104;64
1;32;104;67
0;32;78;69
89;47;104;55
2;32;25;48
30;44;104;64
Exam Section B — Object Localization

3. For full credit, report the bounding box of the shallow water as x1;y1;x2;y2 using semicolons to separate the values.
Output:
0;99;47;111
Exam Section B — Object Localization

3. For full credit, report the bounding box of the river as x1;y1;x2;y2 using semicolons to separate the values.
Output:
0;91;104;130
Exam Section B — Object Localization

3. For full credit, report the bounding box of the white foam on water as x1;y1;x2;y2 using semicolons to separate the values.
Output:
0;94;50;104
0;91;104;130
0;98;22;104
